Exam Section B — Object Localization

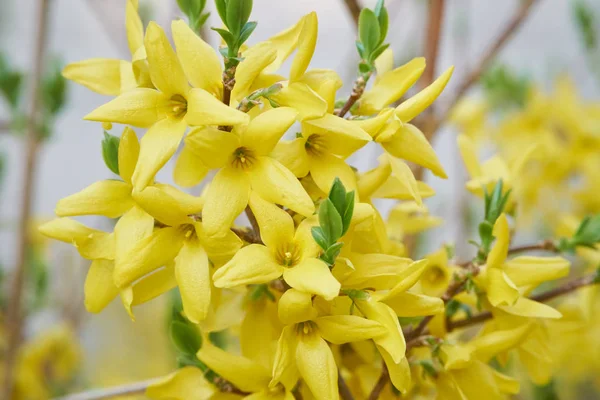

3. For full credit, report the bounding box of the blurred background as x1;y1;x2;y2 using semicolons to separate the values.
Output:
1;0;600;398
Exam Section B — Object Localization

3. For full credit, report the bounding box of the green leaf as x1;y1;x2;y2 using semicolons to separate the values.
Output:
177;0;191;14
311;226;329;251
355;40;365;58
328;177;347;216
211;27;236;48
342;289;370;301
319;198;343;245
102;131;120;175
573;0;597;50
572;214;600;248
358;8;381;59
418;360;438;378
226;0;252;37
342;192;355;236
374;1;388;46
195;12;211;31
214;0;228;26
236;21;257;48
170;320;202;355
322;242;344;265
0;53;23;109
42;58;68;117
369;43;390;63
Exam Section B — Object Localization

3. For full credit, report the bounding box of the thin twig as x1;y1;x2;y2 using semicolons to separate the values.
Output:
52;379;159;400
342;0;361;26
337;74;370;118
431;0;541;132
338;372;355;400
245;206;261;240
2;0;51;397
367;363;388;400
231;226;263;244
455;240;559;268
421;0;446;90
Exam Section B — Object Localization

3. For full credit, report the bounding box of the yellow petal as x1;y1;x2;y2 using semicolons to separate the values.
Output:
132;185;191;227
62;58;123;96
297;69;343;113
114;227;184;288
381;259;430;298
146;366;215;400
248;192;295;249
173;145;210;187
503;256;570;287
175;239;211;323
249;157;314;217
202;166;251;236
382;292;444;317
186;88;250;126
374;48;394;75
381;352;411;394
84;259;119;313
262;15;305;74
272;139;310;178
315;315;386;344
118;127;140;184
213;244;282;288
283;258;341;300
125;0;144;55
185;127;239;169
114;205;154;264
84;88;170;127
278;289;318;325
373;177;436;200
487;214;509;268
197;342;271;393
295;333;338;400
395;66;454;122
357;58;425;115
172;20;222;96
294;218;322;259
55;180;133;218
498;297;562;319
194;222;242;266
232;42;277;101
303;114;371;157
439;343;473;370
486;268;519;307
309;152;357;194
355;299;405;363
271;325;300;390
457;133;482;178
472;324;532;362
241;107;298;156
131;265;178;306
358;162;391;200
381;123;447;178
386;155;422;206
353;108;394;138
270;82;327;121
289;12;318;82
154;183;204;214
144;22;189;96
241;299;280;369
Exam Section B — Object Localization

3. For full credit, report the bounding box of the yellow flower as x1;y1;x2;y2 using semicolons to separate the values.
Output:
386;202;443;243
213;193;339;300
84;21;251;191
182;107;314;236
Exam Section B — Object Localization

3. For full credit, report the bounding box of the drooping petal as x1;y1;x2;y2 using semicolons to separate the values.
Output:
241;107;298;156
39;218;115;260
297;69;343;113
241;299;280;369
294;218;321;259
144;22;189;96
248;192;295;249
283;258;340;301
499;297;562;319
175;239;211;323
194;222;242;266
84;88;170;127
114;205;154;265
132;185;191;227
213;244;282;288
355;299;405;363
184;127;239;169
295;333;338;400
146;366;215;400
125;0;144;55
131;265;178;306
202;166;251;236
55;180;133;218
232;42;277;101
395;66;454;122
487;214;510;268
272;139;310;178
262;15;305;74
186;88;250;126
114;227;184;288
118;127;140;184
303;114;371;158
153;183;204;214
289;12;318;82
472;324;532;363
381;351;411;394
84;260;119;313
382;292;444;317
486;268;519;307
503;256;570;287
278;289;318;325
269;82;327;121
387;155;422;206
315;315;386;345
271;326;300;390
173;146;210;187
131;117;188;191
353;108;395;139
62;58;123;96
308;152;357;193
172;20;222;96
249;157;314;217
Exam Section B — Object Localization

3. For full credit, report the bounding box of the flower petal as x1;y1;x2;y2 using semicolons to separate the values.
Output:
186;88;250;126
84;260;119;313
131;265;178;306
486;268;519;307
381;351;411;394
270;82;327;121
232;42;277;101
248;192;295;249
386;155;422;206
382;292;444;317
503;256;570;287
289;12;317;82
271;326;300;390
84;88;170;127
297;69;343;113
114;205;154;265
395;66;454;122
118;127;140;184
213;244;282;288
283;258;340;300
202;166;251;236
309;152;357;194
56;180;133;218
125;0;144;54
457;133;482;178
278;289;318;325
498;297;562;319
175;239;211;323
487;214;510;269
241;107;298;156
355;299;405;363
184;126;238;169
272;139;310;178
132;185;191;226
315;315;386;344
173;145;210;187
146;366;215;400
172;20;222;96
296;333;338;400
249;157;314;217
303;114;371;157
62;58;123;96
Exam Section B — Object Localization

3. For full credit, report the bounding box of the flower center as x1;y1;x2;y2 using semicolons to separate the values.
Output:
275;243;301;267
169;94;188;118
296;321;317;336
231;147;256;170
305;134;326;157
424;266;444;283
177;223;197;240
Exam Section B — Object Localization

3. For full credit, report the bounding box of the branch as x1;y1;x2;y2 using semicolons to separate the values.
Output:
338;372;355;400
367;363;388;400
456;240;559;268
231;226;263;244
421;0;446;90
337;73;370;118
342;0;361;27
2;0;51;397
52;379;158;400
431;0;541;132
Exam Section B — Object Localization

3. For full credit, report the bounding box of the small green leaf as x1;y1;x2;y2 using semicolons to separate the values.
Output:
323;242;344;265
342;192;355;236
177;0;191;14
236;21;257;48
319;198;343;244
358;8;381;59
328;177;347;216
42;58;67;116
342;289;370;301
418;360;438;378
0;53;23;109
369;43;390;63
211;27;236;48
374;2;388;46
311;226;329;250
214;0;228;26
170;320;202;355
226;0;252;36
355;40;365;58
101;131;120;175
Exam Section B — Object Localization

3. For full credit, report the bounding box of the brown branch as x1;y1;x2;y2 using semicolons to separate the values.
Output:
337;73;370;118
367;363;388;400
231;226;263;244
431;0;541;132
421;0;446;90
2;0;51;397
338;372;355;400
456;240;559;268
342;0;361;26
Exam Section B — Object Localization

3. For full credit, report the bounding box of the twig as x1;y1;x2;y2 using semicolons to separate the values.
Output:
421;0;446;90
231;226;263;244
337;73;370;118
431;0;541;132
2;0;51;397
245;206;261;240
338;372;355;400
52;379;159;400
342;0;361;26
367;363;388;400
455;240;559;268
